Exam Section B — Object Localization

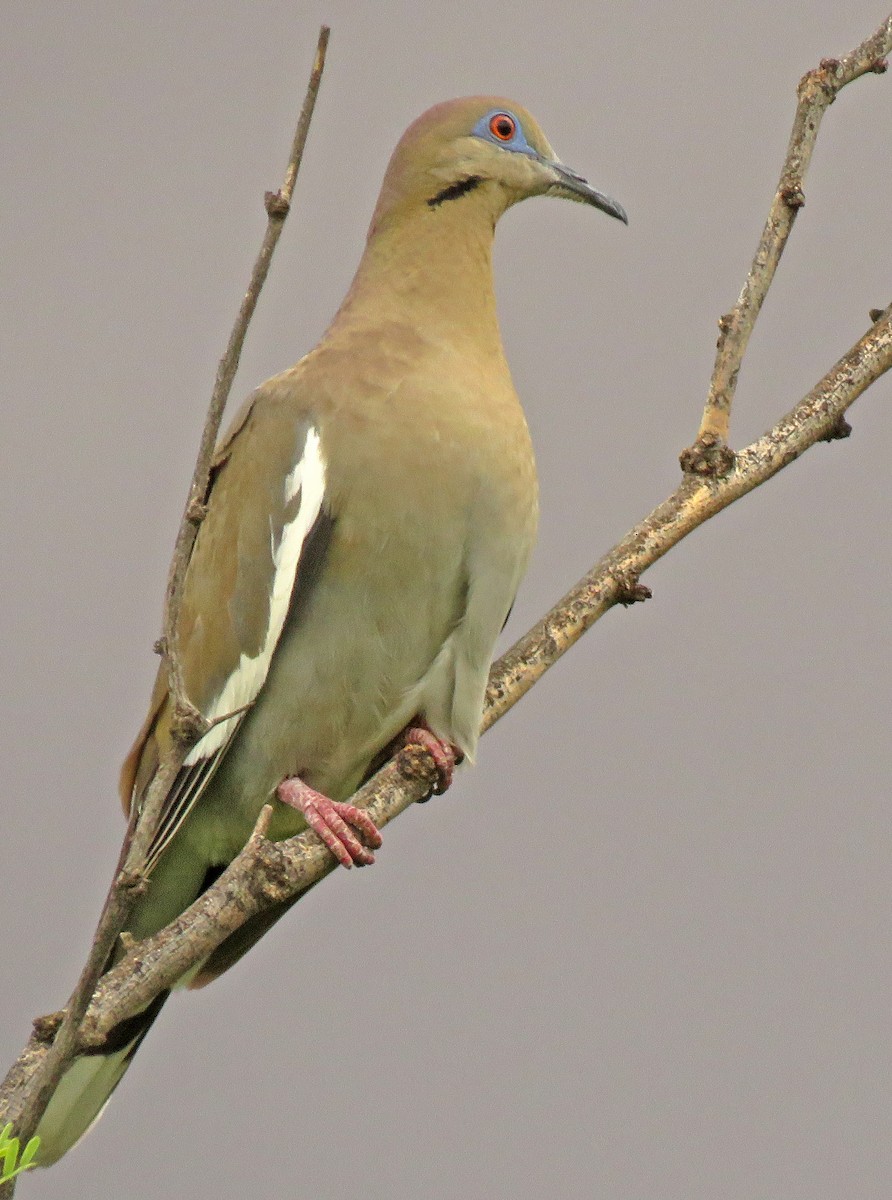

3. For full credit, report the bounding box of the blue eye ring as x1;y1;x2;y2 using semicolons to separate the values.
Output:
472;109;536;157
488;112;516;142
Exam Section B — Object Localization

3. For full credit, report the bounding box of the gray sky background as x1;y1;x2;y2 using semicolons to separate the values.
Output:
2;3;891;1198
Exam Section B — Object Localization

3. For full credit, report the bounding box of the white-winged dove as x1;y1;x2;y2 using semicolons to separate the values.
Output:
36;96;626;1164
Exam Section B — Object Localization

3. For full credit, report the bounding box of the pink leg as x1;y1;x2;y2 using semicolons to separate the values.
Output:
393;721;461;795
277;777;382;869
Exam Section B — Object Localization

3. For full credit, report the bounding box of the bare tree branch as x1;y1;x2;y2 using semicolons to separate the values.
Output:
160;25;330;749
0;27;330;1170
688;12;891;469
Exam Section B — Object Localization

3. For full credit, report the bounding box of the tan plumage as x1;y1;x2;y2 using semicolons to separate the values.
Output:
36;95;626;1165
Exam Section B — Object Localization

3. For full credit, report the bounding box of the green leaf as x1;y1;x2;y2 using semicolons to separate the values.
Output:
19;1137;40;1169
0;1125;41;1182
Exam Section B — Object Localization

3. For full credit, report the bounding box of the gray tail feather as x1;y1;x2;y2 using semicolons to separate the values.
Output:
34;990;169;1166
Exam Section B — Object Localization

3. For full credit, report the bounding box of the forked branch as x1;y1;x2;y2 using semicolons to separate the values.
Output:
686;12;891;470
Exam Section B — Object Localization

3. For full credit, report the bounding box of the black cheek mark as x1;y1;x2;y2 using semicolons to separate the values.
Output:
427;175;484;208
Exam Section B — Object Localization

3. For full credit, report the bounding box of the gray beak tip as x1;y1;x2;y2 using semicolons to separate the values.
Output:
609;200;630;226
544;158;628;226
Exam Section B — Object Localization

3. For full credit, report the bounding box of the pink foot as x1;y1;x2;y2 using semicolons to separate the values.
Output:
277;778;382;869
394;722;460;796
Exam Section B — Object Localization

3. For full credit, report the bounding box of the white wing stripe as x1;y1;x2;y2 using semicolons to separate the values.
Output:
184;426;326;766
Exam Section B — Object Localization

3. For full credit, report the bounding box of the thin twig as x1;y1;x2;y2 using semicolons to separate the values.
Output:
160;23;331;755
129;22;330;892
0;28;331;1166
687;12;892;469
